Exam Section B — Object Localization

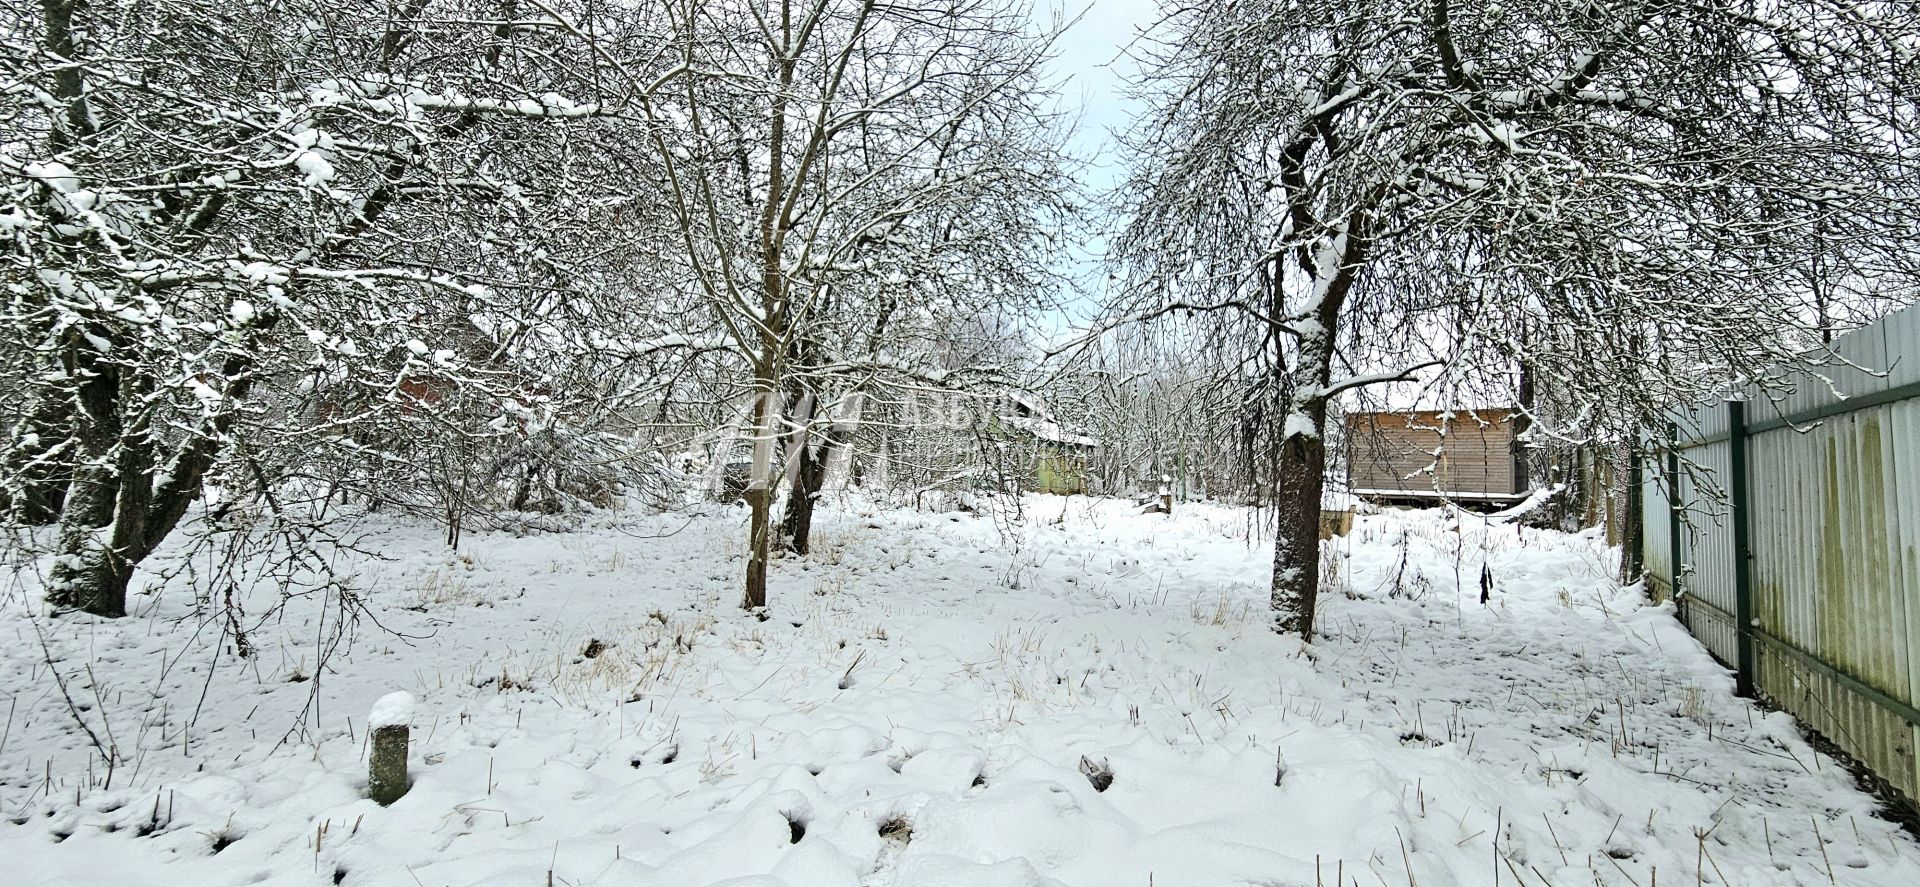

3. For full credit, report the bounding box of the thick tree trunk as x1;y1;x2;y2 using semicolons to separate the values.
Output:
4;395;72;524
3;477;67;526
46;312;268;616
40;0;97;153
47;463;130;616
1271;420;1329;637
1269;353;1336;639
46;329;149;616
1621;447;1645;583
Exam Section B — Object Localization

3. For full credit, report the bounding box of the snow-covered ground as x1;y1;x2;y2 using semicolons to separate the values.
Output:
3;497;1916;886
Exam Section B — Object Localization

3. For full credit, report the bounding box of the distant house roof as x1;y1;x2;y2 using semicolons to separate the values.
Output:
1001;414;1099;448
998;391;1099;449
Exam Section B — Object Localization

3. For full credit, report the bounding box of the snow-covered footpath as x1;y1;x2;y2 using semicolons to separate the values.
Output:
3;497;1916;886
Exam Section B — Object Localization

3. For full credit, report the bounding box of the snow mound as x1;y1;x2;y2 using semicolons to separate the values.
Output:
368;691;415;728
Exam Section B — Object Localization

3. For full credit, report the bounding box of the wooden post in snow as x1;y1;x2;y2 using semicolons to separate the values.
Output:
368;692;415;806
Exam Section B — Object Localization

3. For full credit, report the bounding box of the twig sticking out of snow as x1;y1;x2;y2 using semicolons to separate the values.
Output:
838;650;865;690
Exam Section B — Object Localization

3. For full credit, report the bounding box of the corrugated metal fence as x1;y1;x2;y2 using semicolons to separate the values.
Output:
1642;304;1920;812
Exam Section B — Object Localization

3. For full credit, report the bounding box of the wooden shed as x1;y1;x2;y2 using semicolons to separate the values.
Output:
1344;408;1528;504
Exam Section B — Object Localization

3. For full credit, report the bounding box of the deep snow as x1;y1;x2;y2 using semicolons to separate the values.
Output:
2;496;1916;886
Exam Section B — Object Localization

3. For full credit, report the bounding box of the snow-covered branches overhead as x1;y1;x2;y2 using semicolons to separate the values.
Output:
1118;0;1920;437
1108;0;1920;635
1;0;1076;618
1;0;697;614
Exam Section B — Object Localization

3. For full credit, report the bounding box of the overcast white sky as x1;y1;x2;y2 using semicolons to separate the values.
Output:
1034;0;1161;327
1042;1;1156;185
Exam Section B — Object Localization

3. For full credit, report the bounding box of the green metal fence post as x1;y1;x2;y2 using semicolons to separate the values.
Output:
1728;399;1756;698
1666;422;1683;606
1624;447;1645;583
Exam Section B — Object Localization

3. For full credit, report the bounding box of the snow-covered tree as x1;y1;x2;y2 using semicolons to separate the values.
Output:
1111;0;1920;637
0;0;649;615
628;0;1074;609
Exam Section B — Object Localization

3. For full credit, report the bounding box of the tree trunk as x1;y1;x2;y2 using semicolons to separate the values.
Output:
47;460;130;616
744;485;772;609
1271;410;1330;638
1268;372;1326;636
1621;447;1645;584
781;435;833;555
46;328;149;617
741;24;796;613
509;465;534;511
742;386;780;611
46;306;275;616
4;395;72;525
40;0;97;153
1514;341;1534;493
1268;217;1363;640
775;390;814;552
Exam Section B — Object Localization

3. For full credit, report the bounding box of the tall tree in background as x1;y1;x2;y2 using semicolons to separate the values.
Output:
1112;0;1920;637
631;0;1072;610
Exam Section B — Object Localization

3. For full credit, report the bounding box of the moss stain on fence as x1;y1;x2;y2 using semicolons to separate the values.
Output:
1647;303;1920;817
